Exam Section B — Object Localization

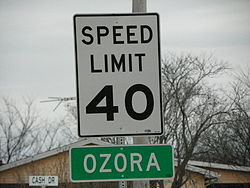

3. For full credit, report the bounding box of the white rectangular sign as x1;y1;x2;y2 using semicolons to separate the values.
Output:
29;176;58;186
74;13;163;137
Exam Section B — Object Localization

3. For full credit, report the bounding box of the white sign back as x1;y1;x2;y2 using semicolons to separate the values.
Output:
74;13;163;137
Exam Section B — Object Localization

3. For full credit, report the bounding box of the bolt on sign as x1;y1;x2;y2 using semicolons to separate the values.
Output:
70;145;174;182
73;13;163;137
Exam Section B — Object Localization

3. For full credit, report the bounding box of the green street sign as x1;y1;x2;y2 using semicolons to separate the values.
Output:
70;144;174;182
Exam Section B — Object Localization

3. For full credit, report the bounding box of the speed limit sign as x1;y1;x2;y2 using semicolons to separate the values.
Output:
74;13;163;137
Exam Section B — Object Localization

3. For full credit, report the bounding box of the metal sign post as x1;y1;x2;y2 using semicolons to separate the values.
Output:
118;137;127;188
132;0;151;188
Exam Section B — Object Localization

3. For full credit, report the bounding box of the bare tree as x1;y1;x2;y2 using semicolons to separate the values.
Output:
0;97;75;164
63;102;131;145
0;97;41;163
197;68;250;166
229;69;250;165
151;54;229;188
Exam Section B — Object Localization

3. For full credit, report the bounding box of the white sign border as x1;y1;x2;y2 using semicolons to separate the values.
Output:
29;176;58;186
69;144;174;182
74;13;163;137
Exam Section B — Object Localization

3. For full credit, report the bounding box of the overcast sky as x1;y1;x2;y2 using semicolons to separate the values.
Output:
0;0;249;117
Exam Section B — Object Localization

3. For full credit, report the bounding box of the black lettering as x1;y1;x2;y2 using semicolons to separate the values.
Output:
127;25;138;44
90;55;102;73
113;26;124;44
48;177;55;183
97;26;109;44
140;25;153;43
128;54;133;72
111;54;125;72
82;26;94;45
38;177;45;183
125;84;154;120
104;54;108;72
134;53;145;72
86;85;118;121
32;177;36;183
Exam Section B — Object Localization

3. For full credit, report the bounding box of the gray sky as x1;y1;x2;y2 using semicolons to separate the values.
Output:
0;0;249;117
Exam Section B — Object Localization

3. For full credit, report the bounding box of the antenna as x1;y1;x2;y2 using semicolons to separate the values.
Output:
40;97;76;111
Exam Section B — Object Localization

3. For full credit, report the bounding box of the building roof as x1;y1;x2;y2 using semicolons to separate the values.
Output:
0;138;112;172
1;140;250;178
186;165;220;179
188;160;250;172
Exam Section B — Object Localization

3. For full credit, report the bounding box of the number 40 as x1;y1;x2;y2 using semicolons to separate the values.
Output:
86;84;154;121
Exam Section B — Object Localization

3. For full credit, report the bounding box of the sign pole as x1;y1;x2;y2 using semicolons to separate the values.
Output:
118;137;127;188
132;2;150;188
132;0;147;12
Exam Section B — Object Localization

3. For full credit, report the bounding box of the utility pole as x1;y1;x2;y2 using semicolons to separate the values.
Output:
132;0;147;12
132;1;150;188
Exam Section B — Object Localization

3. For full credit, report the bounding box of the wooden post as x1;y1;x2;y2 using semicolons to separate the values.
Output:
132;1;150;188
